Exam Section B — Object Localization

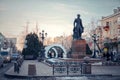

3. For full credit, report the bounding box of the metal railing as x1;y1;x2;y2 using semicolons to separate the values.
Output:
52;62;91;76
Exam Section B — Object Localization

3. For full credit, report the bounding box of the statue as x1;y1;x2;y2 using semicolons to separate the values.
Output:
73;14;84;40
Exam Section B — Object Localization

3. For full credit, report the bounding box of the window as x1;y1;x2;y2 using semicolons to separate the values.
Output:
118;29;120;36
109;21;112;26
113;20;117;24
106;22;109;26
118;17;120;24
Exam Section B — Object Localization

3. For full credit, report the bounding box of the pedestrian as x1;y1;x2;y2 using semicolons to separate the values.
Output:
110;51;114;61
14;60;17;72
106;52;110;61
113;50;117;61
16;59;20;73
17;62;20;73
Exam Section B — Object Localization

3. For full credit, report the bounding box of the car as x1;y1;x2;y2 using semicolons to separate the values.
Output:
0;56;4;67
11;53;20;60
0;51;11;63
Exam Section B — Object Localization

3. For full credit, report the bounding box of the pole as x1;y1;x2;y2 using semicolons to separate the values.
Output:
92;34;96;58
93;38;96;58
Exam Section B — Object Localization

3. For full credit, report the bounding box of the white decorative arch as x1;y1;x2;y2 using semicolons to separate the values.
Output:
49;47;58;58
45;44;67;58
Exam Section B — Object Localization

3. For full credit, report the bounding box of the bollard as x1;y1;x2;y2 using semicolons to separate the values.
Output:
67;64;69;76
53;65;54;75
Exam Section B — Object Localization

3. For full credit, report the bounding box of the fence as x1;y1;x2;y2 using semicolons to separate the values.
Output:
53;61;91;76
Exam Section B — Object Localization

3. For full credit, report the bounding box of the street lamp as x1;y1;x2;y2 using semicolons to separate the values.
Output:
92;34;99;58
39;30;47;45
38;30;47;61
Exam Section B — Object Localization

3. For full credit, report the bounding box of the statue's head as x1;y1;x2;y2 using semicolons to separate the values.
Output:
77;14;80;18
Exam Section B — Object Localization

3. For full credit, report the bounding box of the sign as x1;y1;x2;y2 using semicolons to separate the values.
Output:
53;65;67;75
103;26;109;31
54;66;67;73
69;65;81;73
53;62;82;75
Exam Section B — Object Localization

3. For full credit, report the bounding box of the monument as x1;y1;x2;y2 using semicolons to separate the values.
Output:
71;14;86;59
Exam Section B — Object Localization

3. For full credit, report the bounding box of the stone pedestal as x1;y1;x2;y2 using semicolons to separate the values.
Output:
71;39;86;59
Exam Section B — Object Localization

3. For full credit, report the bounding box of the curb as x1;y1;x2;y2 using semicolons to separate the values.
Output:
4;72;114;79
4;72;28;79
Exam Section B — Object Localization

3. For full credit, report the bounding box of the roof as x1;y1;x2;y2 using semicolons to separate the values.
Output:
0;32;5;39
101;11;120;20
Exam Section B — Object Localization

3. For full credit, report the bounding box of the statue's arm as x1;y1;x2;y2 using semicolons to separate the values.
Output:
80;19;84;28
73;19;76;27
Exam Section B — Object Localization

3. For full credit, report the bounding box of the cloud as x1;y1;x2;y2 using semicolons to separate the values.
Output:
50;2;98;18
0;7;6;12
0;4;7;12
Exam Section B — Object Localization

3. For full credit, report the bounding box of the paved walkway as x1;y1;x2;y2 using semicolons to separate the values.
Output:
5;60;53;77
5;60;120;77
92;66;120;76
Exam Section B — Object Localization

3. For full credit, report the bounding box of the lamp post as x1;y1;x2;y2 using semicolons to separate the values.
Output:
39;30;47;45
92;34;99;58
39;30;47;61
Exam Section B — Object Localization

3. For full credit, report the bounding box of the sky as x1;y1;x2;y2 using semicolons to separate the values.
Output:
0;0;120;38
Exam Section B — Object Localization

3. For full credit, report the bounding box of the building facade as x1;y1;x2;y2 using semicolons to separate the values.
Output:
0;33;5;52
100;7;120;54
0;33;17;53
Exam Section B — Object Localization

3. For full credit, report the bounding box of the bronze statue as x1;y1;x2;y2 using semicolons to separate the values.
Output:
73;14;84;40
